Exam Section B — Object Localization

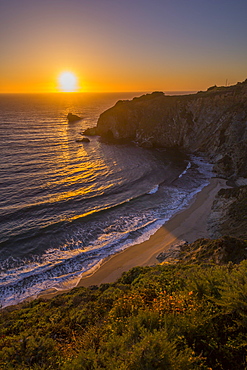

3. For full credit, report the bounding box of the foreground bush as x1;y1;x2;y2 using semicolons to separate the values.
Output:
1;260;247;369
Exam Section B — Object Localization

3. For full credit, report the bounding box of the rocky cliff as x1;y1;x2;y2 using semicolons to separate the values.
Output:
158;236;247;265
208;185;247;239
90;80;247;179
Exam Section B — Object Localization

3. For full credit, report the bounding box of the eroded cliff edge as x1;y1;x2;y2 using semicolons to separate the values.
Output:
87;80;247;179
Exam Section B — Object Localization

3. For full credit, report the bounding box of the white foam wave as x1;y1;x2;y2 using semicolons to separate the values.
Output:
147;184;159;194
190;155;214;177
179;161;191;178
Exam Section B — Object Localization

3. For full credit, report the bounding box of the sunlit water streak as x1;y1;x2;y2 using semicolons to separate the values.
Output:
0;93;213;307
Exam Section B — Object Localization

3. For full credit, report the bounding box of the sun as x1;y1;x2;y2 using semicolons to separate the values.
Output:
58;72;78;92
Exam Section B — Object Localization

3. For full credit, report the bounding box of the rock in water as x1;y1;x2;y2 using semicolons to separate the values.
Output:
67;113;81;122
83;127;98;136
75;137;90;143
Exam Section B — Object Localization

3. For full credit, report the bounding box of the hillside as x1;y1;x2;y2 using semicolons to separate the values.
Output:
1;255;247;369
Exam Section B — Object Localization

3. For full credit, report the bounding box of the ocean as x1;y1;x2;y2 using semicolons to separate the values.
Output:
0;92;213;308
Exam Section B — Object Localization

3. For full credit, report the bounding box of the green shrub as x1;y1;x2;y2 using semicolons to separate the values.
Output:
1;259;247;369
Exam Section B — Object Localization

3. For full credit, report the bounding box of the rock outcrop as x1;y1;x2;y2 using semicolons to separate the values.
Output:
75;137;90;143
161;236;247;265
91;81;247;179
208;185;247;239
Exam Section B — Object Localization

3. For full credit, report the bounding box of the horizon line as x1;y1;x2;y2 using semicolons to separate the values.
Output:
0;90;198;95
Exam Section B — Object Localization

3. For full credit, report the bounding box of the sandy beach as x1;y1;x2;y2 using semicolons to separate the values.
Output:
77;177;228;287
38;177;228;300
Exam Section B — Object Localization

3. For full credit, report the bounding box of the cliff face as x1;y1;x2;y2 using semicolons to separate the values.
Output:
95;80;247;179
208;185;247;239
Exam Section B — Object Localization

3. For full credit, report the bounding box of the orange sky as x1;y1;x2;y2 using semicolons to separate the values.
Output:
0;0;246;93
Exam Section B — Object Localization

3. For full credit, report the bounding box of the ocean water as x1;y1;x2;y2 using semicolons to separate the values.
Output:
0;93;213;308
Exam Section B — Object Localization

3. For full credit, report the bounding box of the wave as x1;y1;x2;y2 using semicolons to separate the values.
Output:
147;184;159;194
178;161;191;178
0;215;163;307
0;184;212;308
0;189;155;255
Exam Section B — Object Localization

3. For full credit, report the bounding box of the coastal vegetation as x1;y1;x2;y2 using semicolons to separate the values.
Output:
1;237;247;369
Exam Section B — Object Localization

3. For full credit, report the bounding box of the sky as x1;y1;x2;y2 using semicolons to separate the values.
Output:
0;0;246;93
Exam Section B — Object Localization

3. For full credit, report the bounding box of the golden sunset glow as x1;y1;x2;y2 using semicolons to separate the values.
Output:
58;72;78;92
0;1;246;93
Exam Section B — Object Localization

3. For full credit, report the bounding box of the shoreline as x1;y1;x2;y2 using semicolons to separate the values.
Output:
39;177;229;300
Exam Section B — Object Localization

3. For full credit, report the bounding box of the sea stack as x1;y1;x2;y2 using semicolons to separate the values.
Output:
67;113;81;122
